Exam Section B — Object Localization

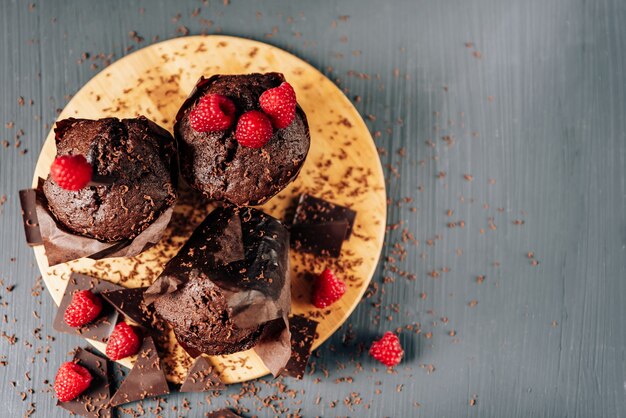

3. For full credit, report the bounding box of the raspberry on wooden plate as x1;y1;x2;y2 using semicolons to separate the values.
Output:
312;268;346;308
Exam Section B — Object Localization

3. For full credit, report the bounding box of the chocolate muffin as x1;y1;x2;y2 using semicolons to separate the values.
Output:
175;73;310;206
43;117;177;242
150;206;290;356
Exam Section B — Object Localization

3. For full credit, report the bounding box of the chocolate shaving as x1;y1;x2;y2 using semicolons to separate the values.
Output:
58;348;112;418
18;189;43;246
109;337;170;407
100;287;160;331
179;356;224;393
53;273;122;343
283;315;319;379
21;180;173;266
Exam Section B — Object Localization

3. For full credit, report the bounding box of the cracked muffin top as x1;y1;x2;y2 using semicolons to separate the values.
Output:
43;116;177;242
174;73;310;206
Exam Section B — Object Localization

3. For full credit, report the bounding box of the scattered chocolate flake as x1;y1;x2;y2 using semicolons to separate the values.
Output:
109;337;170;407
58;348;112;418
179;356;224;393
53;273;122;342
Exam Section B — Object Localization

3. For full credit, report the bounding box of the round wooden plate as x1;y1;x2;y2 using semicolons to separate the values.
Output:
32;35;386;384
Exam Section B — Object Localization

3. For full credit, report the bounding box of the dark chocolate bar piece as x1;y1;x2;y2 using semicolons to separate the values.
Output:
109;337;170;407
180;356;224;393
101;287;159;331
58;348;112;418
206;409;242;418
19;189;43;246
290;221;349;258
53;273;122;343
293;194;357;238
283;315;319;379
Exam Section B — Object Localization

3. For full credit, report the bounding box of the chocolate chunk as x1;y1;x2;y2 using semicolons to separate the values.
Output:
53;273;122;342
109;337;170;407
283;315;319;379
18;189;43;246
58;348;112;418
290;221;349;258
206;409;242;418
180;356;224;393
293;194;357;238
100;287;159;331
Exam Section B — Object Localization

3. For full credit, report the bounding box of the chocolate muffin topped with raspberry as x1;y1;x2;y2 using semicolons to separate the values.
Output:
175;73;310;206
43;117;177;242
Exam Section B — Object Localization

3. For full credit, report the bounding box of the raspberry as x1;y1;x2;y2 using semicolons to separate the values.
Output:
63;290;103;328
50;155;93;191
369;332;404;367
235;110;274;148
54;362;92;402
189;94;236;132
312;268;346;308
106;322;141;360
259;82;297;129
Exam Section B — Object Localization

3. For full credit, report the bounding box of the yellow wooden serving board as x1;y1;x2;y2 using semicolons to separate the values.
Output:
32;35;386;384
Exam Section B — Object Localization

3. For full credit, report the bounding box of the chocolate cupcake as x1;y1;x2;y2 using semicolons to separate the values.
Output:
175;73;310;206
147;206;290;356
43;117;177;242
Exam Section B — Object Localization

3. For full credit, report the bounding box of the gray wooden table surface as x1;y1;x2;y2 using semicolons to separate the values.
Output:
1;0;625;417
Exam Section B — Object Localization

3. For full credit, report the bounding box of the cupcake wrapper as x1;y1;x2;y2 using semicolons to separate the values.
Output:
20;179;173;266
145;206;292;376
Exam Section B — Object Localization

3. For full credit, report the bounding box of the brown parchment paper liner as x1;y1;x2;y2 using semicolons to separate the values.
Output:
145;206;292;376
27;178;173;266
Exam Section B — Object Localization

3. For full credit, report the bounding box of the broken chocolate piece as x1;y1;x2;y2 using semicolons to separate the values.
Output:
180;356;224;393
58;348;112;418
53;273;122;342
293;193;357;238
290;221;349;258
109;337;170;407
206;409;242;418
101;287;159;331
19;189;43;246
283;315;319;379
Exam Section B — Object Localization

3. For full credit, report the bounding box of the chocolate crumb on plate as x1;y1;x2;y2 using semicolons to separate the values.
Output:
179;356;224;393
53;273;122;342
101;287;159;331
109;337;170;407
293;193;357;238
58;348;112;418
206;408;241;418
283;315;319;379
18;189;43;246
